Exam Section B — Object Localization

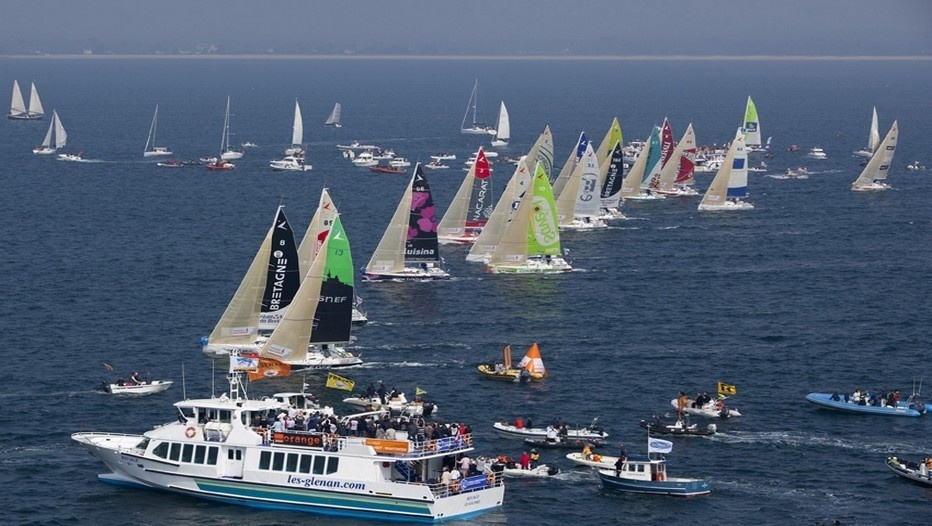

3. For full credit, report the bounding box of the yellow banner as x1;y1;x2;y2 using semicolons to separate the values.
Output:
326;372;355;391
717;381;737;395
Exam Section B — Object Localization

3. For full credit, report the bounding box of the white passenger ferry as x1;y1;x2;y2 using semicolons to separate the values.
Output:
72;373;504;521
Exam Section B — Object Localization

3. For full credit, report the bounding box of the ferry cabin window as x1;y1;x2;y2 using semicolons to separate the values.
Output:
273;452;286;471
182;444;194;463
259;451;272;470
299;455;312;474
170;443;182;461
313;456;326;474
326;457;339;474
195;445;207;464
153;442;169;459
207;447;219;465
287;453;299;472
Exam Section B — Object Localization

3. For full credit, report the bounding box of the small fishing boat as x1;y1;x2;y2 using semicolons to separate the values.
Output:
97;377;173;396
597;438;710;497
639;417;717;436
157;160;184;168
523;436;606;449
477;457;559;478
368;164;406;174
886;456;932;486
806;147;827;159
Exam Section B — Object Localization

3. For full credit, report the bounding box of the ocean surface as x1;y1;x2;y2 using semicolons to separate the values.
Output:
1;58;930;526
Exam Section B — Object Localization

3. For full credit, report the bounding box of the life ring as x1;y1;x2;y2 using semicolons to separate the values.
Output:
715;401;725;411
185;426;196;438
486;473;495;486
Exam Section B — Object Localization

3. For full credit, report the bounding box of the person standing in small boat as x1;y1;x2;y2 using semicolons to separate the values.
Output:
130;372;143;385
677;391;689;416
529;449;540;468
619;443;628;462
519;451;531;470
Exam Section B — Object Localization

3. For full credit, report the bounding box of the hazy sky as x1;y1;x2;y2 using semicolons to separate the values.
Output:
3;0;931;56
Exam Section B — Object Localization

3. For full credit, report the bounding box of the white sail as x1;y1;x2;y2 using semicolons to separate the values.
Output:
28;82;44;116
40;113;55;148
438;148;491;243
365;177;413;274
292;99;304;146
553;132;587;198
852;121;897;191
488;168;536;268
10;80;26;116
555;143;602;227
466;158;533;262
54;110;67;148
491;101;510;146
619;133;651;199
656;124;695;192
259;228;329;364
207;209;279;347
868;107;880;153
699;130;752;210
325;102;342;127
297;188;337;277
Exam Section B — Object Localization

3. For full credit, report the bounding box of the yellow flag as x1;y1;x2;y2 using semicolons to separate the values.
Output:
717;381;737;396
415;386;427;396
326;372;355;392
103;363;114;372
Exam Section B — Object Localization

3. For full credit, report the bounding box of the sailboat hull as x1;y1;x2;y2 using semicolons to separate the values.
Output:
8;113;44;120
486;257;572;274
697;200;755;211
361;267;450;281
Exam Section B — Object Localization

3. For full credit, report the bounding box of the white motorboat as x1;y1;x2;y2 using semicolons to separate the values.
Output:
351;151;378;167
58;151;84;162
476;457;559;478
270;156;312;172
670;397;742;419
806;147;827;159
342;392;437;417
98;379;173;396
492;418;608;441
431;153;456;161
565;451;622;469
424;160;449;170
389;157;411;167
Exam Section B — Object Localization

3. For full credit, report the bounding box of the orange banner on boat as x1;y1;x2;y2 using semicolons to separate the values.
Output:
365;439;410;454
247;357;291;381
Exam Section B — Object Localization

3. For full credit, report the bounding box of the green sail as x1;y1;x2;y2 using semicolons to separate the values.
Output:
310;214;355;344
526;163;562;257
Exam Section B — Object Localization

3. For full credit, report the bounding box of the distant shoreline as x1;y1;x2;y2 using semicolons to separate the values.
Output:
2;54;931;61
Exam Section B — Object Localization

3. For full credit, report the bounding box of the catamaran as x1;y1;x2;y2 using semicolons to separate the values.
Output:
460;79;496;135
325;102;342;128
490;101;510;147
72;364;503;522
554;142;606;229
743;96;764;152
698;130;754;211
8;80;44;120
437;148;493;244
363;164;450;281
851;121;898;192
33;109;66;154
143;105;172;157
853;107;881;158
486;162;572;274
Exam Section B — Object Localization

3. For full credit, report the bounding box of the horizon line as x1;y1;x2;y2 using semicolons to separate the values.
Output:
3;53;931;61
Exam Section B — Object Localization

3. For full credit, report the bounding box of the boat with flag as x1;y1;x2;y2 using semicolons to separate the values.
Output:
597;437;710;497
671;382;743;419
477;343;547;382
363;164;449;281
72;361;503;522
437;148;493;244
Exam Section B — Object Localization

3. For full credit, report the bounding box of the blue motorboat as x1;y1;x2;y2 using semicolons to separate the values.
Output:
598;457;709;497
805;392;931;417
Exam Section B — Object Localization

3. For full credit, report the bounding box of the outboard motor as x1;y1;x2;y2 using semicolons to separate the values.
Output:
547;466;560;476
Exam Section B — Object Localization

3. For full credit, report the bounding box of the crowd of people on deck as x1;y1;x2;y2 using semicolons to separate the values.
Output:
829;388;901;407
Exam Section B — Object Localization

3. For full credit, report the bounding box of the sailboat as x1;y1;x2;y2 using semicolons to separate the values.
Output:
270;99;312;171
644;118;675;192
698;130;754;211
9;80;44;120
33;109;66;154
597;141;626;219
143;105;172;157
201;206;302;357
363;164;450;281
460;79;496;135
438;148;493;244
655;123;698;197
851;121;898;192
486;162;572;274
477;343;547;382
853;107;881;158
552;132;589;199
554;142;606;229
325;102;342;128
743;96;764;152
619;125;665;201
219;96;243;160
490;101;510;147
467;127;553;263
